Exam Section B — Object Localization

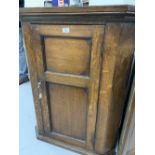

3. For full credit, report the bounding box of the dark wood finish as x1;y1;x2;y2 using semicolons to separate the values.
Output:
20;5;134;14
48;84;87;143
20;6;135;155
45;38;90;75
94;23;135;154
29;23;105;150
22;23;44;135
19;5;134;24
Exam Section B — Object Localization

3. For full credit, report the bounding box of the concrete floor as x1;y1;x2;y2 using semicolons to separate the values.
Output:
19;81;79;155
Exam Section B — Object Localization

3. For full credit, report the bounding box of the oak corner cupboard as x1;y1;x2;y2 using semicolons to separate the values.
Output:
19;5;135;155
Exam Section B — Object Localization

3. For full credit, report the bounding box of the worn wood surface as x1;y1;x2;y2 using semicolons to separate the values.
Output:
36;127;114;155
20;5;134;15
19;6;135;24
22;23;44;135
45;37;90;75
86;27;104;150
31;25;97;37
31;25;51;133
30;23;105;151
45;71;90;88
20;6;135;155
94;23;135;154
49;84;87;140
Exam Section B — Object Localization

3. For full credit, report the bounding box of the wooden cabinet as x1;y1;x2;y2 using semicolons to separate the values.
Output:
20;5;135;155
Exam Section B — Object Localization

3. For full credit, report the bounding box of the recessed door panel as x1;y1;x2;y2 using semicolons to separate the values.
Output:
44;37;91;75
47;83;88;140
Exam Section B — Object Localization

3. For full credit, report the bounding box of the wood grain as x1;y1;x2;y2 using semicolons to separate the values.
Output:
86;26;104;150
32;25;95;38
30;23;105;149
45;71;90;88
19;6;135;24
48;83;88;140
45;37;90;75
94;23;135;154
20;5;135;15
31;27;51;133
20;6;135;155
22;23;44;135
36;128;103;155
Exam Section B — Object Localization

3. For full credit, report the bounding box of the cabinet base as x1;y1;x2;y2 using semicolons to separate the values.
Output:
35;127;115;155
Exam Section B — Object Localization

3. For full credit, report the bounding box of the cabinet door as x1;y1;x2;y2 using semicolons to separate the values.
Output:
31;25;104;150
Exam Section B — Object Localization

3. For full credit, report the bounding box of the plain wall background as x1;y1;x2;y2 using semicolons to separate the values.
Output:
25;0;44;7
89;0;135;5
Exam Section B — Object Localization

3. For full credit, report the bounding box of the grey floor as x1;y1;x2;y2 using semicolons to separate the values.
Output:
19;81;79;155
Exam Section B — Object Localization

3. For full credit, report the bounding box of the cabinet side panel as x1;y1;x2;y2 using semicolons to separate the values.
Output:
95;23;135;154
22;23;44;134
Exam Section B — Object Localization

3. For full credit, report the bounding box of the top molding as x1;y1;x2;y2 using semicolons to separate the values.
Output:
19;5;135;23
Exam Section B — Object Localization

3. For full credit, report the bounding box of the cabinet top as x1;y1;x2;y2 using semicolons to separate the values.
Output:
19;5;135;23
